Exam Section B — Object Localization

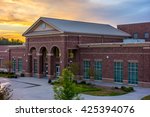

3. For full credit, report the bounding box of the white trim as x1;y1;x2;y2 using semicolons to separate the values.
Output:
114;60;123;62
128;60;138;63
80;52;150;55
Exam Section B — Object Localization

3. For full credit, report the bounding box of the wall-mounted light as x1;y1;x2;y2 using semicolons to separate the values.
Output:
106;56;109;59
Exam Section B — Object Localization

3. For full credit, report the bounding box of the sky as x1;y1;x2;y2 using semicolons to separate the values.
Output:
0;0;150;42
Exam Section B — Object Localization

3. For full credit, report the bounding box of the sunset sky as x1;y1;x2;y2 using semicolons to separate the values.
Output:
0;0;150;42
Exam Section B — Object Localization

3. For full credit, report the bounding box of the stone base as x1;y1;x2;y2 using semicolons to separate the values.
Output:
102;77;114;83
139;82;150;88
37;74;44;78
25;72;32;77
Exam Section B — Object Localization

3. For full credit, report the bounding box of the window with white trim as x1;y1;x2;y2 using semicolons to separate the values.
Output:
83;60;90;79
94;61;102;80
114;61;123;83
133;33;138;39
144;32;149;39
128;62;138;84
18;58;23;72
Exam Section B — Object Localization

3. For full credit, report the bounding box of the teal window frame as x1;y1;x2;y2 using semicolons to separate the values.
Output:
12;59;16;72
128;62;138;84
94;61;102;80
114;61;123;83
83;60;90;79
18;58;23;72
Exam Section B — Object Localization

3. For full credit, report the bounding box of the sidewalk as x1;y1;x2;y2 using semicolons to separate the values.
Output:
0;77;150;100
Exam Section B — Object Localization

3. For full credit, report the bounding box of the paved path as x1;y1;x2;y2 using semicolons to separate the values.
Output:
0;77;150;100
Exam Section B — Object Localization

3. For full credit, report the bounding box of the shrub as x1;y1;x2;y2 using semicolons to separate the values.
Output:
20;73;25;77
141;95;150;100
53;68;80;100
114;87;119;89
0;84;13;100
7;74;17;78
79;81;86;85
51;80;60;85
121;86;134;92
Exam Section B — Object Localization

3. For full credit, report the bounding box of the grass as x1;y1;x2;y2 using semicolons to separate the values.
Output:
52;80;133;96
141;95;150;100
75;84;127;96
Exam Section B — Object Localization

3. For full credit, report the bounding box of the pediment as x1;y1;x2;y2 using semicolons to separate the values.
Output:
23;17;63;37
32;22;58;32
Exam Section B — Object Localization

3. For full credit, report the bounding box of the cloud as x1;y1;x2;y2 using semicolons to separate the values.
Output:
86;0;150;25
0;0;149;40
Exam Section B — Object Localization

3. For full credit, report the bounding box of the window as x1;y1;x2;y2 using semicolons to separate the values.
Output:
12;59;16;72
68;50;74;58
133;33;138;39
40;23;46;29
114;61;123;83
0;59;2;68
34;59;37;73
128;62;138;84
18;58;23;72
83;60;90;79
94;61;102;80
144;32;149;39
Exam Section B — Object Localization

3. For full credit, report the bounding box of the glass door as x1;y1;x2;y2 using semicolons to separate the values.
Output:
56;64;60;78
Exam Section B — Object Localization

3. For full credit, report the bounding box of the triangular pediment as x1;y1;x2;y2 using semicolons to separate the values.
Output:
32;22;57;32
23;18;63;37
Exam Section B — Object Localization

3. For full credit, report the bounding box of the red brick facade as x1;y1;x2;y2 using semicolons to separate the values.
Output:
0;20;150;87
118;22;150;41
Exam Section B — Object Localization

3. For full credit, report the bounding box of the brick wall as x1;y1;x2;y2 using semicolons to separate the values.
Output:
118;22;150;41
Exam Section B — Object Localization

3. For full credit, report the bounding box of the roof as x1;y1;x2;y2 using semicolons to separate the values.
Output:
0;45;25;52
23;17;131;37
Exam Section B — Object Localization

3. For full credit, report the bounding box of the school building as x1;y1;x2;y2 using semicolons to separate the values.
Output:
0;17;150;87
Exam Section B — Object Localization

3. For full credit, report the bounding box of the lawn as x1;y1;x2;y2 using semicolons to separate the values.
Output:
141;95;150;100
52;81;133;96
75;84;127;96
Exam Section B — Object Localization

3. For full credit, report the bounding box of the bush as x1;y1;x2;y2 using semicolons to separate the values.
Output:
0;72;17;78
79;81;86;85
114;87;119;89
121;86;134;92
141;95;150;100
0;84;13;100
20;73;25;77
51;80;60;85
53;68;80;100
7;74;17;78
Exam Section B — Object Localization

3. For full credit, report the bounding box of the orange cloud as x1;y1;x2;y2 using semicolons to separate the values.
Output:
0;30;25;42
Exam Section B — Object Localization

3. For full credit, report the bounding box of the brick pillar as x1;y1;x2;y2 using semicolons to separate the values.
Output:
25;53;32;77
47;53;53;80
37;53;43;78
60;51;67;74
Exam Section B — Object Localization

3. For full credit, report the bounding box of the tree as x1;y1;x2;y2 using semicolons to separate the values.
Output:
3;61;12;73
0;37;23;45
53;68;80;100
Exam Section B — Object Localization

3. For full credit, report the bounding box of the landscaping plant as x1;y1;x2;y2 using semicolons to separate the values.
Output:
53;68;80;100
0;83;13;100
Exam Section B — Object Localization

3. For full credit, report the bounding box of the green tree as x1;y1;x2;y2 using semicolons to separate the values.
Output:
53;68;80;100
0;37;23;45
3;61;12;73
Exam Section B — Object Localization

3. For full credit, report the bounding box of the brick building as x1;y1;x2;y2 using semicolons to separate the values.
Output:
0;17;150;87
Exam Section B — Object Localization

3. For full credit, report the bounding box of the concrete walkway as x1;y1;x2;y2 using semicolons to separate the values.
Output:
0;77;150;100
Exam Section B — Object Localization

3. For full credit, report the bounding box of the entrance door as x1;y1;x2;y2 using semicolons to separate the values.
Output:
56;64;60;78
33;59;37;77
45;63;48;76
